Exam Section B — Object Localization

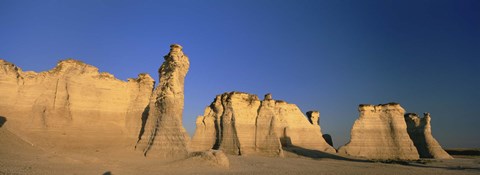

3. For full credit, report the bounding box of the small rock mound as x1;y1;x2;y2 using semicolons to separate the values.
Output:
189;150;229;168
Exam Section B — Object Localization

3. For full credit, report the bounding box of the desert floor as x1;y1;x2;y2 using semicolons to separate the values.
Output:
1;127;479;175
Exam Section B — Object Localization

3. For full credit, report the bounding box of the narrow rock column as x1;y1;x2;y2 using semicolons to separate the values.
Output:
136;44;190;159
405;113;453;159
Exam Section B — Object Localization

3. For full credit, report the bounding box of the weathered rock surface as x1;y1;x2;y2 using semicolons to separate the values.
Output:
405;113;453;159
135;44;190;159
0;59;154;149
189;150;230;168
338;103;419;160
190;92;335;156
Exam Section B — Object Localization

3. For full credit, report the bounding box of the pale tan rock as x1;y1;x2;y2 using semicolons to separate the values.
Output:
255;94;284;156
275;104;335;153
215;92;260;155
126;73;155;139
135;44;190;159
405;113;453;159
190;92;335;156
189;108;218;154
338;103;419;160
189;150;230;168
0;59;154;150
0;60;22;118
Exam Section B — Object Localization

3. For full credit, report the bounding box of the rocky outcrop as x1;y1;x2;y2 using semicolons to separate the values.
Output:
338;103;419;160
135;44;190;159
0;59;154;149
189;92;336;156
405;113;453;159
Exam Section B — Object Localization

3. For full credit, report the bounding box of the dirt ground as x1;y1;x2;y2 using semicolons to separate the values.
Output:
1;128;479;175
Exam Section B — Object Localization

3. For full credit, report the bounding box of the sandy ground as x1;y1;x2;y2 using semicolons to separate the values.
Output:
1;127;479;175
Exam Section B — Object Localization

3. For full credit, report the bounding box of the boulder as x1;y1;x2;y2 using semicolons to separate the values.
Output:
189;92;335;156
189;150;230;168
338;103;419;160
405;113;453;159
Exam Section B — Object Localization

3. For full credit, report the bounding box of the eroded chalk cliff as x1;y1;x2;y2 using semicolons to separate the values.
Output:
0;59;154;150
189;92;336;156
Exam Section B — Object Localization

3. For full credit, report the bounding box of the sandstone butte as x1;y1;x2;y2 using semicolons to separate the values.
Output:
338;103;452;160
189;92;336;156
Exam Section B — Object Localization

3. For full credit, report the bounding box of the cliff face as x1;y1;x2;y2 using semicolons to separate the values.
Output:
135;44;191;159
338;103;419;160
189;92;336;156
0;59;154;150
405;113;453;159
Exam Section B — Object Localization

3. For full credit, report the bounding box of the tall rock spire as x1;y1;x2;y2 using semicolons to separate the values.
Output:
136;44;191;159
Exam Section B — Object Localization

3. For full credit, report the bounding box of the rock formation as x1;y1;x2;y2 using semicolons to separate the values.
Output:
189;92;336;156
338;103;419;160
135;44;191;159
405;113;453;159
0;59;154;149
1;46;453;162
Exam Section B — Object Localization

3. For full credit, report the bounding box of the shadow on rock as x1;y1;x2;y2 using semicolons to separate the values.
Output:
322;134;333;147
135;105;150;148
0;116;6;127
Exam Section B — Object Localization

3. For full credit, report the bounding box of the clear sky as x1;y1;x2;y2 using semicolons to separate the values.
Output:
1;0;479;148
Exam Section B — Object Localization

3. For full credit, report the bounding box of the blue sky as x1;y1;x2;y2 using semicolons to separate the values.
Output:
1;0;479;148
